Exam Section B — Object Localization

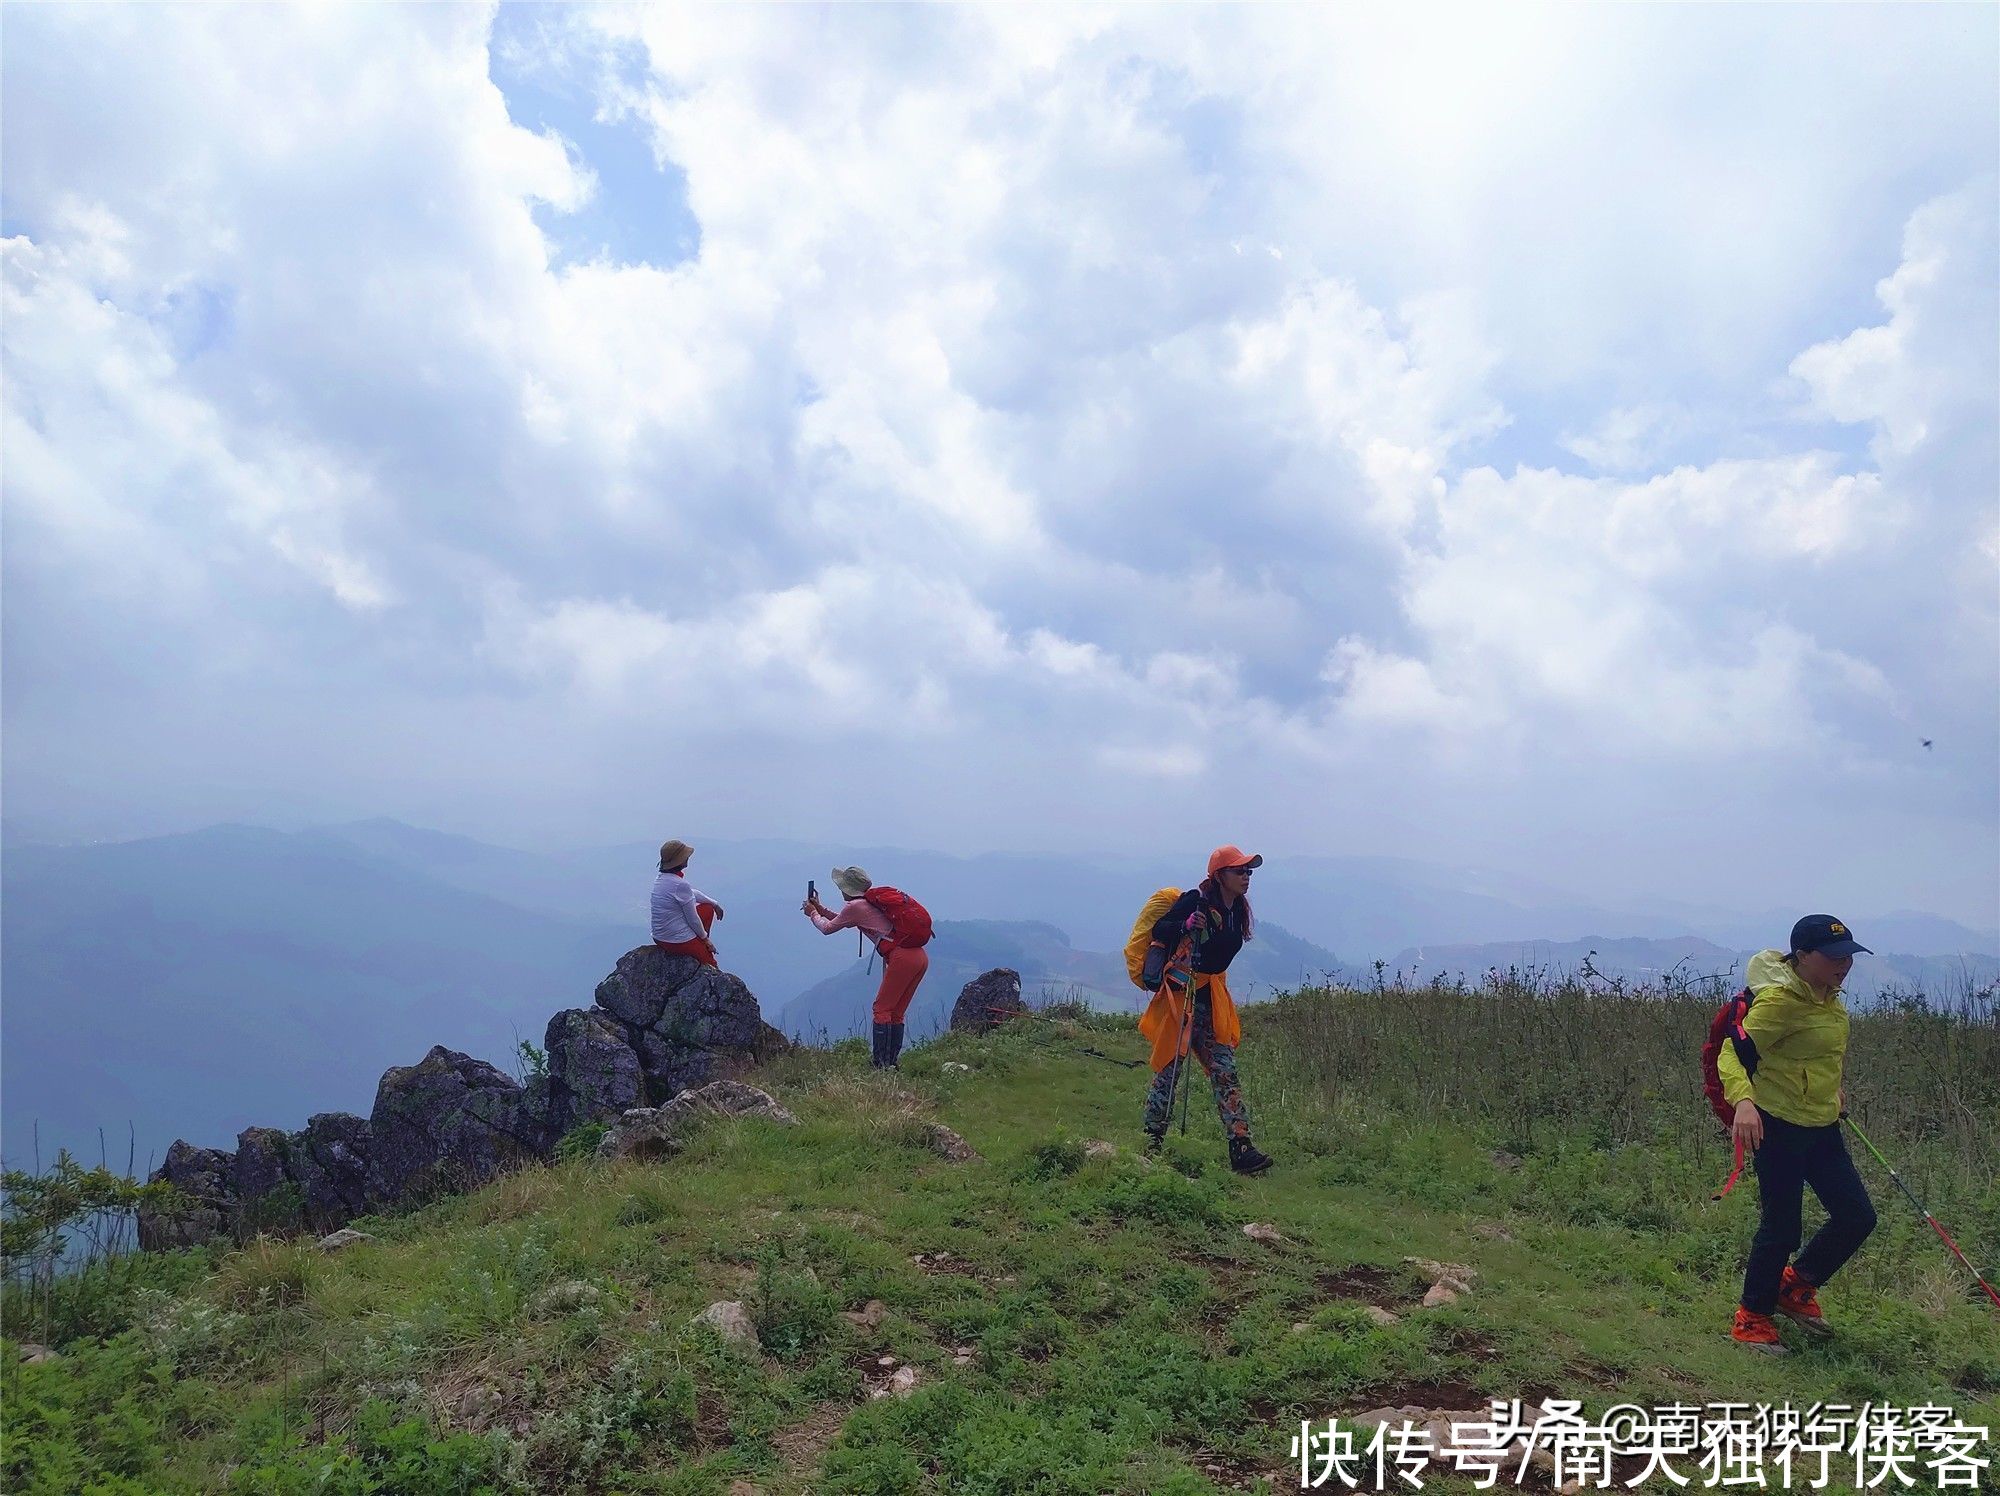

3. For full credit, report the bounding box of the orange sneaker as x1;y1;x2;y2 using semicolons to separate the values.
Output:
1776;1265;1831;1337
1731;1306;1789;1355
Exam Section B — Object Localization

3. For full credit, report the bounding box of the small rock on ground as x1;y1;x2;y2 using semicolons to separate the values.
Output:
1243;1222;1284;1244
692;1299;757;1345
314;1228;374;1252
839;1298;888;1330
920;1123;979;1162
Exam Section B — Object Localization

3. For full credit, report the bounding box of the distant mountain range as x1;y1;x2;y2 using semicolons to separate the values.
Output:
1;824;629;1178
4;817;1992;1173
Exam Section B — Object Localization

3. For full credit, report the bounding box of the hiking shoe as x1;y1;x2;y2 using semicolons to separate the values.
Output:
1731;1306;1789;1355
1143;1131;1165;1157
1776;1266;1831;1337
1228;1139;1273;1176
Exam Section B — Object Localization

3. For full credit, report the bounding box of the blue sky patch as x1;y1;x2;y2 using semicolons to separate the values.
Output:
487;6;700;272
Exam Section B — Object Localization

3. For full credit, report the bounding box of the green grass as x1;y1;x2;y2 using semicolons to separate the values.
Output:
4;989;1996;1494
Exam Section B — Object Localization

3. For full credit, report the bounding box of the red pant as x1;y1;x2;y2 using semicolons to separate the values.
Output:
873;944;929;1023
654;903;718;967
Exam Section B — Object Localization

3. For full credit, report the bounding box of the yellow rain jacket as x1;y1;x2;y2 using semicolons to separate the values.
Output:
1716;949;1850;1127
1138;970;1241;1074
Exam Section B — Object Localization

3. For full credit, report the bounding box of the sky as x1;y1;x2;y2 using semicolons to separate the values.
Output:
3;3;1996;927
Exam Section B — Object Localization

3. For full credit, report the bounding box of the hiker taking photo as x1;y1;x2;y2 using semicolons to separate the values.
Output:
651;839;725;967
1716;914;1877;1354
1132;845;1273;1176
803;866;933;1069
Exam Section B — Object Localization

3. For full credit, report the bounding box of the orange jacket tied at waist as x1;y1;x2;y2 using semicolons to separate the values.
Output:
1138;969;1241;1073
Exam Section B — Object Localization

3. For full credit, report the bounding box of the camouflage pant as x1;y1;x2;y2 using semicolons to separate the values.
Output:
1142;988;1252;1142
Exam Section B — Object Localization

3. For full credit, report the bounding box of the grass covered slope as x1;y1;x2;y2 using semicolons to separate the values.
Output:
6;983;1997;1495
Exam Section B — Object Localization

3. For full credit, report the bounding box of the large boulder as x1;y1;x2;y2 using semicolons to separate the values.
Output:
290;1112;377;1229
368;1046;555;1203
138;1141;238;1250
545;1008;645;1135
598;1080;800;1162
950;968;1024;1034
593;947;789;1103
233;1126;303;1234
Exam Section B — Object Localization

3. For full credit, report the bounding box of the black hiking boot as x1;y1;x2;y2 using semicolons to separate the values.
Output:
1229;1138;1273;1176
887;1022;906;1068
1143;1130;1165;1157
870;1023;892;1069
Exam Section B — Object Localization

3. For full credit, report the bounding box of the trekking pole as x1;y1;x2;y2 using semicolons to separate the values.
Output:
1169;916;1208;1137
1842;1112;2000;1311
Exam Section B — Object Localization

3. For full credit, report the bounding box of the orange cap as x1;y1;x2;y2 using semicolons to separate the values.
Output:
1207;845;1264;878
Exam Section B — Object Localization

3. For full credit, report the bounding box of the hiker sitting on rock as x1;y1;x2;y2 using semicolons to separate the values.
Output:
1137;845;1272;1176
803;866;931;1069
1718;914;1877;1355
651;838;724;968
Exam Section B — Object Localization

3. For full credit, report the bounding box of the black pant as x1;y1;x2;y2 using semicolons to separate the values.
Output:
1741;1110;1877;1314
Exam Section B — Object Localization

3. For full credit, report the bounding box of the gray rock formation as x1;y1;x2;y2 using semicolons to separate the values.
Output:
139;946;788;1250
949;968;1024;1034
544;1008;644;1136
138;1141;237;1251
598;1080;800;1162
367;1046;556;1204
290;1112;376;1228
593;948;788;1102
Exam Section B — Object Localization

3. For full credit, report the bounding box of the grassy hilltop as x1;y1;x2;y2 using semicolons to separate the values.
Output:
4;977;1996;1494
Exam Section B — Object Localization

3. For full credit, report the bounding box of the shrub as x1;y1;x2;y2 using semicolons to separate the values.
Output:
555;1123;607;1164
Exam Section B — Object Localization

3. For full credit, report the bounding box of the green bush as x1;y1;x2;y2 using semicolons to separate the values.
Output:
554;1123;607;1164
749;1246;837;1362
226;1399;518;1496
1014;1137;1086;1182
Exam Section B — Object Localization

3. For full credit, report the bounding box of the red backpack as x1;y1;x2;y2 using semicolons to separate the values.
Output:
1701;987;1761;1195
1700;987;1759;1125
861;887;933;952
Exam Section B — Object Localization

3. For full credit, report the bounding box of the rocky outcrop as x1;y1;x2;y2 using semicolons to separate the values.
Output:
137;1141;237;1251
543;1008;645;1136
598;1080;800;1162
290;1112;377;1228
139;946;789;1250
593;949;788;1102
949;968;1024;1034
367;1047;556;1204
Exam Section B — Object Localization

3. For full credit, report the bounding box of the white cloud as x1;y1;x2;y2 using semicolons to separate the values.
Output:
1560;404;1694;475
1791;181;1998;463
0;5;1992;918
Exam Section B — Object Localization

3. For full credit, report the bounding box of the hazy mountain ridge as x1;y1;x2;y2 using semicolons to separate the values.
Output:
4;818;1990;1176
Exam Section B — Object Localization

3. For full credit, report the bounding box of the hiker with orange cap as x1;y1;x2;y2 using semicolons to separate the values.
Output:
651;839;724;967
803;866;933;1069
1136;845;1272;1175
1717;914;1878;1354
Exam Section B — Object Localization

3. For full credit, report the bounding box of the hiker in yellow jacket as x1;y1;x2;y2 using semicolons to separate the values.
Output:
1137;845;1272;1175
1717;915;1878;1354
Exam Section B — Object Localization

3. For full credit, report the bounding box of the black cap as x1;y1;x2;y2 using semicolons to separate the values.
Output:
1790;914;1871;958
